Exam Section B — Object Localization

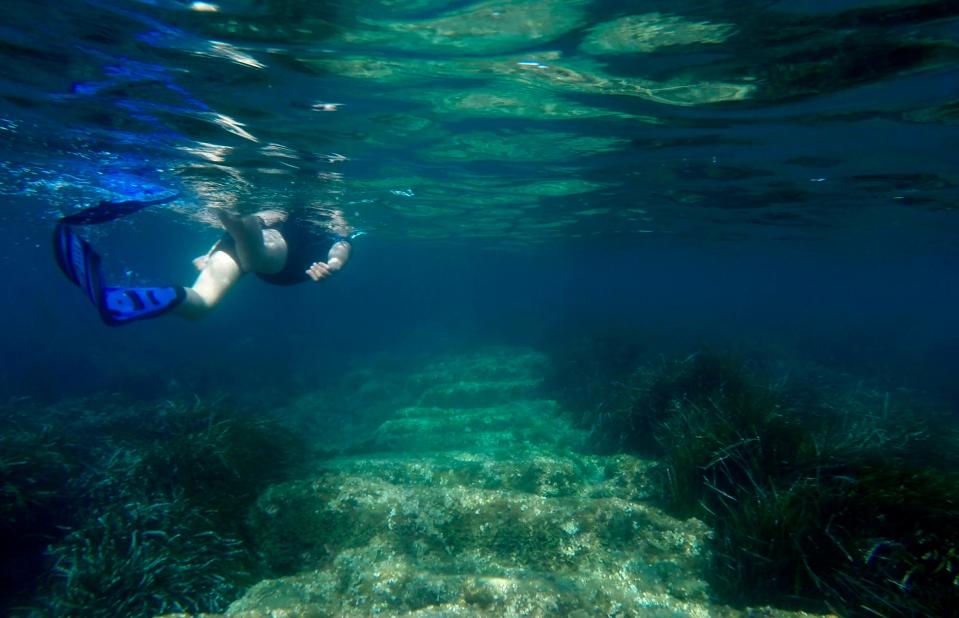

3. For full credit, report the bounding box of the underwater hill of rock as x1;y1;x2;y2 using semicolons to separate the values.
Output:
156;348;831;618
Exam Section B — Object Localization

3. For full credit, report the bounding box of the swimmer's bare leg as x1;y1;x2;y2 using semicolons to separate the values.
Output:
175;249;242;319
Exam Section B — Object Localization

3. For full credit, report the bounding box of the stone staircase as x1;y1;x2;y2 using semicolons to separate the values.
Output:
164;347;829;618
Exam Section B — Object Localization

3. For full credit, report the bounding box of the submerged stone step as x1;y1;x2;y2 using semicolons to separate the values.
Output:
218;554;825;618
382;399;561;434
316;450;658;502
370;399;582;453
223;546;718;618
249;471;703;578
388;408;521;431
408;347;550;385
416;378;543;408
224;467;826;618
372;426;563;453
393;401;550;420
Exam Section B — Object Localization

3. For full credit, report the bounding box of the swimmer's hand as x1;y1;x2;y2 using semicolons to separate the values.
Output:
193;255;210;271
308;242;349;282
306;261;338;282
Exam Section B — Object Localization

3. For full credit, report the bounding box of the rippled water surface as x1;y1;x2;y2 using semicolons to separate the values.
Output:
3;0;958;245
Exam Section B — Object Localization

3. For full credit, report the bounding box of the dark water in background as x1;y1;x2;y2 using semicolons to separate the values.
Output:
1;0;958;402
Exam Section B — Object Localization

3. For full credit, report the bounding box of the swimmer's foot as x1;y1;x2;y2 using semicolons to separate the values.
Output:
214;207;244;230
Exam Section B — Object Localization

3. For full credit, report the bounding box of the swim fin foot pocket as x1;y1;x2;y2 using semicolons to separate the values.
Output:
53;224;185;326
100;286;185;325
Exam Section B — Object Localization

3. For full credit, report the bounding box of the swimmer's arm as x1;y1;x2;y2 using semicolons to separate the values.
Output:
306;241;352;282
327;240;351;271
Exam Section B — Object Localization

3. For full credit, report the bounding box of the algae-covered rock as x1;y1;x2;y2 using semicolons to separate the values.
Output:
243;464;716;615
250;465;707;571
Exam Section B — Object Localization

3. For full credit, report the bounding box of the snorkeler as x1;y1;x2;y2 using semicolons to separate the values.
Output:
53;196;355;326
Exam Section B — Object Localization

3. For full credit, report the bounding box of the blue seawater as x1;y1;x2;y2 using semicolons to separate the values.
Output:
1;1;958;617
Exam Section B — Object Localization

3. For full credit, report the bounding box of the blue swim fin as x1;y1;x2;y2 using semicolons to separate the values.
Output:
53;224;185;326
58;193;179;226
99;286;186;326
53;223;104;307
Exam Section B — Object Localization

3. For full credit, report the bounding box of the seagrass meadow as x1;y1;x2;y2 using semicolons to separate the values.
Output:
3;345;958;617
